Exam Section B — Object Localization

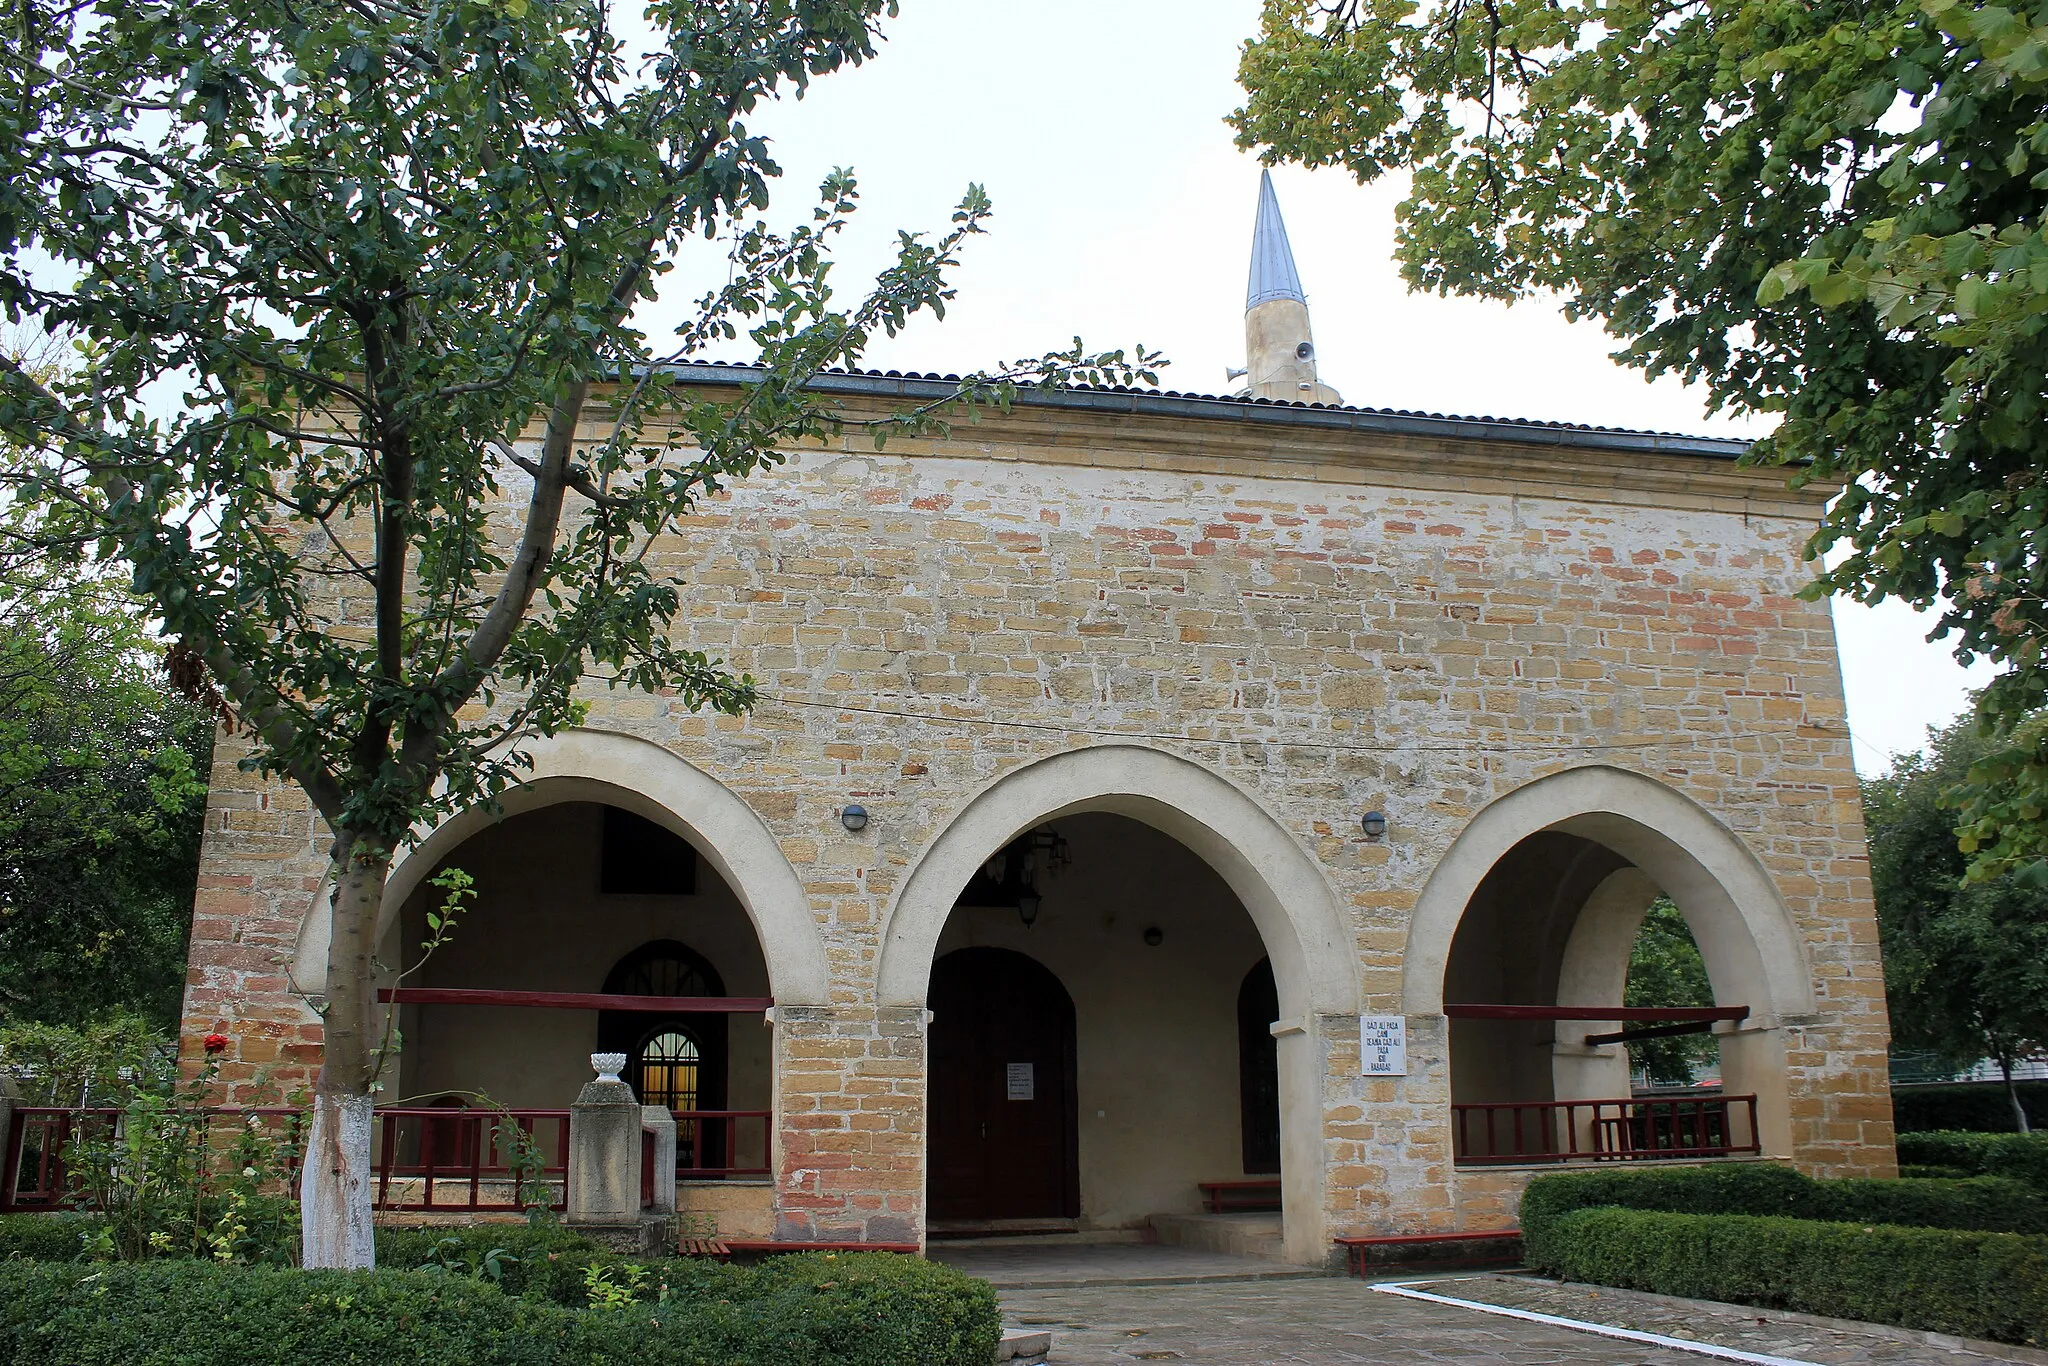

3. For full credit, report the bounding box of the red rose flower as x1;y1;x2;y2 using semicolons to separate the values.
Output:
202;1033;230;1055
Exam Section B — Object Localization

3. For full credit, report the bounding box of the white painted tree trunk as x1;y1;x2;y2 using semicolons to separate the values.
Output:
300;835;388;1269
300;1085;376;1267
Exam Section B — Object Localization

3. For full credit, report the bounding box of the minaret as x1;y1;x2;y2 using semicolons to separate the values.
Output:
1240;171;1342;405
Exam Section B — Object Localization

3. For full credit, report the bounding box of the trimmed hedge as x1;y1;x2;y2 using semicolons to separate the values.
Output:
375;1224;624;1305
1518;1161;2048;1267
0;1217;611;1288
1892;1082;2048;1134
1541;1207;2048;1346
0;1213;103;1263
0;1252;1001;1365
1898;1131;2048;1190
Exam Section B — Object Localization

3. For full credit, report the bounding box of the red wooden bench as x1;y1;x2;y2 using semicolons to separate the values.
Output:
1335;1228;1522;1277
1197;1179;1281;1213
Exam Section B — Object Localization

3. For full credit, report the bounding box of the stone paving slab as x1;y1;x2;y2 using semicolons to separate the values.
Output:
997;1278;1711;1364
1415;1273;2046;1366
988;1272;2038;1365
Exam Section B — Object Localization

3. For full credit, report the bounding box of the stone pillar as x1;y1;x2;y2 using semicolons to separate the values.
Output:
641;1106;677;1216
567;1054;642;1227
1551;1041;1632;1153
772;1005;924;1246
1274;1017;1325;1265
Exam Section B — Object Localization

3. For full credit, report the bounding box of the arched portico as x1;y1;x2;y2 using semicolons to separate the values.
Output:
277;730;816;1230
1406;764;1815;1158
878;744;1357;1264
290;728;829;1006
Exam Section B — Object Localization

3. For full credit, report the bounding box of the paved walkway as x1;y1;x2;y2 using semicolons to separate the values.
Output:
940;1245;2038;1365
999;1277;1714;1364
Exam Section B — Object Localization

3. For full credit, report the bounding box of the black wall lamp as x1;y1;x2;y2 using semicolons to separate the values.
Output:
840;804;869;832
1361;810;1388;841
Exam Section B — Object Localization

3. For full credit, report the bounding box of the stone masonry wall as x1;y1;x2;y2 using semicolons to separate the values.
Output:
180;392;1893;1246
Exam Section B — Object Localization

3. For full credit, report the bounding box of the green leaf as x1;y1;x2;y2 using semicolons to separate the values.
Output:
1757;264;1793;306
1808;271;1861;308
1956;276;1989;319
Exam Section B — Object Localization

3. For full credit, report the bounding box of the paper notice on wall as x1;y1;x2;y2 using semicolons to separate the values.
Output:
1360;1015;1408;1076
1006;1062;1035;1100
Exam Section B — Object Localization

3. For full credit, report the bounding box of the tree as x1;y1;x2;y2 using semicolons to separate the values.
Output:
1233;0;2048;877
1864;712;2048;1131
0;538;211;1030
0;0;1153;1268
1623;899;1720;1088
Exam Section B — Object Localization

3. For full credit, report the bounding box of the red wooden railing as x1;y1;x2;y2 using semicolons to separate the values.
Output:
371;1108;570;1213
3;1107;112;1213
674;1109;772;1180
1452;1094;1760;1165
2;1105;572;1215
377;988;773;1014
641;1109;774;1207
2;1106;307;1214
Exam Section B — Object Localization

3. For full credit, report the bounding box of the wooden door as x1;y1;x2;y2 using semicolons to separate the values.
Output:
1237;958;1282;1174
927;947;1078;1221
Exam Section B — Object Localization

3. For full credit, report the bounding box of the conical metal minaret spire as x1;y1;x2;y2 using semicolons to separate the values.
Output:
1247;170;1306;309
1239;171;1341;405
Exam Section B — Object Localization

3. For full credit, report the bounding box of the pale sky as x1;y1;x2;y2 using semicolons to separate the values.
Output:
647;0;1992;774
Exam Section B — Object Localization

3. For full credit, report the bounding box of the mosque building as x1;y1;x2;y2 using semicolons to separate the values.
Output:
170;173;1893;1262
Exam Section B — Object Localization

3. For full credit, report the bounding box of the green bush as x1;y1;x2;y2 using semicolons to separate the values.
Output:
1900;1164;1975;1180
0;1215;609;1287
1541;1207;2048;1346
0;1016;174;1106
0;1213;102;1262
1892;1083;2048;1134
1518;1162;2048;1267
1898;1131;2048;1190
374;1224;620;1304
0;1253;1000;1365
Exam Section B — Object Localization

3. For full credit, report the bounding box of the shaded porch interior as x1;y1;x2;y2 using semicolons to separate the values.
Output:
1444;830;1754;1164
373;799;774;1212
924;812;1284;1254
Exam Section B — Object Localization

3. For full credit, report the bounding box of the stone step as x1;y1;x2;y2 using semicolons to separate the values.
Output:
935;1228;1149;1249
1148;1212;1286;1260
996;1328;1052;1364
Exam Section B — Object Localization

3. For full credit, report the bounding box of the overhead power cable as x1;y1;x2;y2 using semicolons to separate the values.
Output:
753;691;1844;759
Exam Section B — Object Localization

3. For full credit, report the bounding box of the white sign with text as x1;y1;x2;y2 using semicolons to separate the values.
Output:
1360;1015;1408;1076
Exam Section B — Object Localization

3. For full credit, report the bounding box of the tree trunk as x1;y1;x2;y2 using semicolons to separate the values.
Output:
300;835;390;1269
2004;1054;2033;1136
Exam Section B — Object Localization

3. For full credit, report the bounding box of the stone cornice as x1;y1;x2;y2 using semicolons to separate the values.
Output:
638;366;1820;521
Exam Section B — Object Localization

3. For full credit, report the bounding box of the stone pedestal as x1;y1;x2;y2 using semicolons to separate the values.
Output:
568;1057;643;1228
641;1105;677;1216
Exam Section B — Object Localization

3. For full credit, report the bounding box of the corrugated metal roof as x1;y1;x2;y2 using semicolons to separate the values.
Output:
654;361;1754;461
1246;170;1306;310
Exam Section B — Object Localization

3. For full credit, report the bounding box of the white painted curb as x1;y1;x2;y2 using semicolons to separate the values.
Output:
1372;1278;1822;1366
